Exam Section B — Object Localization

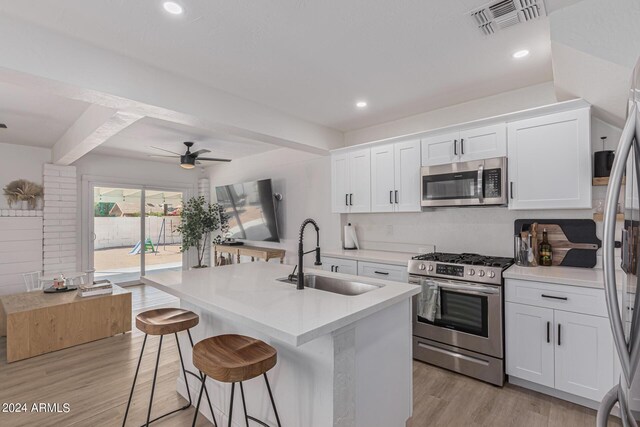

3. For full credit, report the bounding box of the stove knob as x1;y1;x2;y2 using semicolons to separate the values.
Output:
427;264;434;272
468;269;475;276
418;263;426;271
478;270;486;277
488;271;496;279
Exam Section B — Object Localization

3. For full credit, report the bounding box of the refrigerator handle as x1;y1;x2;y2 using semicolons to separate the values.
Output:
603;102;638;386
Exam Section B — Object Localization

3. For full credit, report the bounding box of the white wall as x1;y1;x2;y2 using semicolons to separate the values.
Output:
208;148;341;263
344;82;558;146
0;142;51;209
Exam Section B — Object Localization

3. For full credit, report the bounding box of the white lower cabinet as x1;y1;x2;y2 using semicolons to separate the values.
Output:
506;303;555;387
321;256;358;275
506;290;615;402
553;310;613;401
319;256;408;283
357;261;408;283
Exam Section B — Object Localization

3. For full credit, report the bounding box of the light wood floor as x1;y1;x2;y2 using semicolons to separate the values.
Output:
0;285;623;426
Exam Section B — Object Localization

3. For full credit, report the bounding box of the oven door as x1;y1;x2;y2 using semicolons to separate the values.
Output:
421;157;507;207
411;276;503;358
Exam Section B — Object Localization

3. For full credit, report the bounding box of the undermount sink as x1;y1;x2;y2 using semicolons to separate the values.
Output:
277;274;383;296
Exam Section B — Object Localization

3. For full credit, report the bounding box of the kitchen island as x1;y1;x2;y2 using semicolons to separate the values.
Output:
142;262;420;427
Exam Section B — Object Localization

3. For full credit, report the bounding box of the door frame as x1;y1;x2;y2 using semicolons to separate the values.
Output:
81;174;195;286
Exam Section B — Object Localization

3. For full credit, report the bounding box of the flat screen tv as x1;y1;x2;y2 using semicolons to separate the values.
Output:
215;179;280;242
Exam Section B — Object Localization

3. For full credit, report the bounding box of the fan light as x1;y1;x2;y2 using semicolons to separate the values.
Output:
180;154;196;169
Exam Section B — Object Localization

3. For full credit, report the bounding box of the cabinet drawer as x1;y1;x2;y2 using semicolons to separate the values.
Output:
358;261;408;283
505;279;608;317
321;257;358;275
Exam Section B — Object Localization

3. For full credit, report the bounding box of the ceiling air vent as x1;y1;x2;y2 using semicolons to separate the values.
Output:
470;0;547;35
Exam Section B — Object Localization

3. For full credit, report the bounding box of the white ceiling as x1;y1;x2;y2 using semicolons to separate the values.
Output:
93;116;279;162
0;0;554;131
0;80;89;147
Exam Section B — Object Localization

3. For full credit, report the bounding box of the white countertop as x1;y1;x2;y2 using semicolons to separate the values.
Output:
322;249;415;266
504;265;626;289
141;263;420;347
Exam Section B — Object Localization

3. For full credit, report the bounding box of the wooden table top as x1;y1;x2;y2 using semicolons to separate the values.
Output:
0;285;130;315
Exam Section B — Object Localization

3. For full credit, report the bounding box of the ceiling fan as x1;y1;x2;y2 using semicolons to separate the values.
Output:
150;142;231;169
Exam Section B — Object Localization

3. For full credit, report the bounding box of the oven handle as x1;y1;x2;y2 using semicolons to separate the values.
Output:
410;278;499;295
477;164;484;204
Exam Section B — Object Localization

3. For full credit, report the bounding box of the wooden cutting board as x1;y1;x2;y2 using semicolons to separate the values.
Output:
514;219;601;268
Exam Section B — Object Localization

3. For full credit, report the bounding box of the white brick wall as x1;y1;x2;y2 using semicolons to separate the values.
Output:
43;163;78;275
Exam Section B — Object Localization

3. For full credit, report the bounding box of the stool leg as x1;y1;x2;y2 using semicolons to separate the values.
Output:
145;335;163;427
191;374;207;427
174;333;192;404
264;373;282;427
238;382;250;427
188;330;217;427
122;334;148;427
228;383;236;427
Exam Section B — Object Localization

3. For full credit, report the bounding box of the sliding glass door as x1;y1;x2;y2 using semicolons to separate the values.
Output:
91;186;183;285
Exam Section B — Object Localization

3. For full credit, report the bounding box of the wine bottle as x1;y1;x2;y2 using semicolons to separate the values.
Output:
539;228;553;267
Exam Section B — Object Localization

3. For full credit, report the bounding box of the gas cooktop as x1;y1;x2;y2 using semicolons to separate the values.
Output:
411;252;514;268
408;252;514;285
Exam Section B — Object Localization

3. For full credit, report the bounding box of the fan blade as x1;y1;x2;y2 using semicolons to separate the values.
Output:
191;149;211;157
197;157;232;162
151;146;182;155
149;155;180;158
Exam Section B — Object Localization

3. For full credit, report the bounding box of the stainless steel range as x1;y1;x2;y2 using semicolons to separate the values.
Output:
408;252;513;386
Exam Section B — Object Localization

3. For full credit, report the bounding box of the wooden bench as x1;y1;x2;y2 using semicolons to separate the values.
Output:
0;285;131;363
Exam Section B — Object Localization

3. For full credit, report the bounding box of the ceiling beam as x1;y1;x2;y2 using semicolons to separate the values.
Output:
52;105;143;165
0;15;343;155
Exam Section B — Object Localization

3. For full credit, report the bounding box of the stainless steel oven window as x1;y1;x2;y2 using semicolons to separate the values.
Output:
417;288;489;337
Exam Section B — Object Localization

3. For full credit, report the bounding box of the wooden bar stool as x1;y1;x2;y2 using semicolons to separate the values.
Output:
191;334;281;427
122;308;218;427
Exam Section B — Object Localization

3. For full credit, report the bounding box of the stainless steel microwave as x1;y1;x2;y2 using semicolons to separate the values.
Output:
420;157;508;207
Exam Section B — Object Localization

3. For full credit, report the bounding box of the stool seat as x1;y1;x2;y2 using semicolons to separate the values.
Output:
193;334;277;383
135;308;199;336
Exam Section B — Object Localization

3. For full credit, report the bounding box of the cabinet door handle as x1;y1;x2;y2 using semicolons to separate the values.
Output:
541;294;568;301
395;190;398;204
453;139;458;156
557;323;562;346
335;266;339;273
349;193;353;205
345;194;349;206
331;265;335;272
460;138;464;155
374;271;390;275
390;190;393;204
510;182;514;199
546;321;550;343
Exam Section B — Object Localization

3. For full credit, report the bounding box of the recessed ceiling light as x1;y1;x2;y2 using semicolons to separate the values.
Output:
356;101;368;108
163;1;183;15
512;49;530;59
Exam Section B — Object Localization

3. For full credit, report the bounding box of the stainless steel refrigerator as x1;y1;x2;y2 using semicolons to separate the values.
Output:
599;58;640;426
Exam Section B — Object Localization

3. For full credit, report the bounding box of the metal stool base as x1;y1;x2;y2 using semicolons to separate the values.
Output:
192;373;281;427
123;330;218;427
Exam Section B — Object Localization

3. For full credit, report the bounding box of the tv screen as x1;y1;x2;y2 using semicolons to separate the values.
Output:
215;179;280;242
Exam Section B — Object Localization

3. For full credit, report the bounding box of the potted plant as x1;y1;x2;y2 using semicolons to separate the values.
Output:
3;179;44;209
177;196;228;268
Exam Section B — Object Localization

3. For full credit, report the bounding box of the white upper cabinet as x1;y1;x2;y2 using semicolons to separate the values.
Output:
371;140;421;213
348;149;371;213
371;144;396;212
508;108;592;210
331;153;350;213
394;140;421;212
331;148;371;213
421;132;459;166
458;123;507;162
421;124;506;166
